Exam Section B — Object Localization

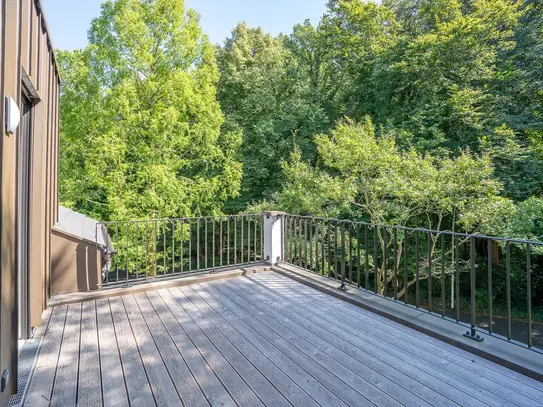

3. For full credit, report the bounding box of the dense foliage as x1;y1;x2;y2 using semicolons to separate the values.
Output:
220;0;543;245
58;1;543;318
59;0;242;221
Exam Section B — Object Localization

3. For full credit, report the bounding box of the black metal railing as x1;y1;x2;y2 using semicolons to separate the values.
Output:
97;214;264;286
282;214;543;352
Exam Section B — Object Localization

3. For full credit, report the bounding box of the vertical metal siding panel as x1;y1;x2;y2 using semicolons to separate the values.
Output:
20;0;29;73
42;50;51;309
0;0;6;400
31;2;38;80
28;11;52;325
0;0;22;400
54;74;59;223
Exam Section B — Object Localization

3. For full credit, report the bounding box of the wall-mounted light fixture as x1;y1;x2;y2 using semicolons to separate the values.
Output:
5;94;20;134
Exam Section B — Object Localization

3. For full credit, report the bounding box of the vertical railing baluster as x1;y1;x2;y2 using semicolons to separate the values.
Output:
314;220;318;274
300;218;304;267
340;222;346;290
404;230;408;304
455;236;460;322
234;217;237;265
328;221;332;278
116;222;120;283
197;218;200;271
357;224;361;288
255;216;259;262
304;218;308;268
154;220;158;276
506;240;511;340
212;218;216;270
428;232;432;312
321;220;325;275
527;244;532;347
349;223;353;284
334;221;339;280
383;227;388;297
415;230;420;308
188;220;192;271
227;217;230;266
125;222;129;284
145;222;149;279
180;220;184;273
488;239;493;334
172;220;175;275
464;236;481;341
241;216;244;264
163;220;166;276
135;222;139;279
248;216;252;264
309;219;313;272
441;233;445;317
393;227;397;300
104;224;110;285
374;226;378;293
289;217;293;264
365;225;369;290
205;219;208;270
219;217;223;267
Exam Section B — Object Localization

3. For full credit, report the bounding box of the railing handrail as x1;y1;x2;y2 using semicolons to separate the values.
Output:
281;214;543;246
96;213;263;226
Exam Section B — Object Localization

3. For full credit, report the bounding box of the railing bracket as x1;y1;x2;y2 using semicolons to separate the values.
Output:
463;330;484;342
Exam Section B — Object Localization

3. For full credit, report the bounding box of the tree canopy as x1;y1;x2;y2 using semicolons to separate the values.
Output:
59;0;543;242
59;0;242;221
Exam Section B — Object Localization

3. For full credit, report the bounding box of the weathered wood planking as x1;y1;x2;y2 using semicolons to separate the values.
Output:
23;271;543;407
50;303;81;407
109;297;155;407
159;288;265;407
189;282;320;407
24;306;67;407
259;272;543;401
77;301;102;407
256;272;543;406
133;292;209;407
96;298;129;407
146;290;235;407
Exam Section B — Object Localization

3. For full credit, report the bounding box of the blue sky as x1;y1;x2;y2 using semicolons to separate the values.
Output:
41;0;328;51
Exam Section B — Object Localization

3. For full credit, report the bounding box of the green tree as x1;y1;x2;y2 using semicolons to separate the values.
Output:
59;0;242;222
272;118;513;294
217;22;327;211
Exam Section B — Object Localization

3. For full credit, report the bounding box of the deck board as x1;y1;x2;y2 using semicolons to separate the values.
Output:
77;301;102;407
255;272;543;406
134;292;209;407
50;303;81;407
146;290;236;407
23;306;67;407
226;276;489;407
264;272;543;396
109;297;155;407
24;271;543;407
96;298;129;407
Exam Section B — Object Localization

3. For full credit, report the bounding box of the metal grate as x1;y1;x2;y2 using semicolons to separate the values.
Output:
8;338;41;407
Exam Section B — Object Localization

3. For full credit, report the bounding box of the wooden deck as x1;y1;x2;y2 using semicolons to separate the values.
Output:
24;271;543;407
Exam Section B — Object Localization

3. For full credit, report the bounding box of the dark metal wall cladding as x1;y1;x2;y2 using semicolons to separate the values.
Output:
0;0;60;403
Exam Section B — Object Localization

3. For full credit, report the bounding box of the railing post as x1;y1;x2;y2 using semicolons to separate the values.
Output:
464;236;483;342
263;212;285;265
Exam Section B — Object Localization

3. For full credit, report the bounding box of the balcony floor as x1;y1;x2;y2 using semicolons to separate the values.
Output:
24;271;543;407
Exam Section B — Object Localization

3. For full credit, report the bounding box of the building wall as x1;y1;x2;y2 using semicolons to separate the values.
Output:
51;229;102;296
0;0;59;402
